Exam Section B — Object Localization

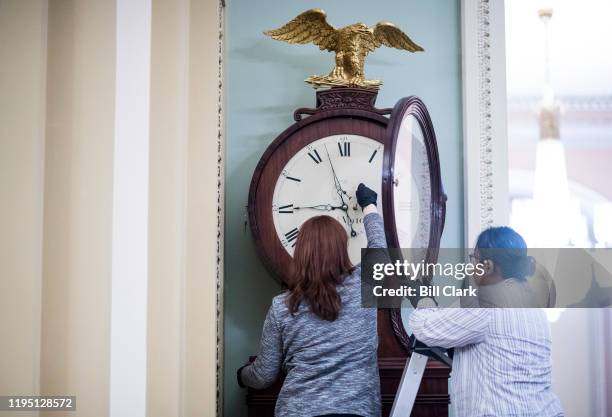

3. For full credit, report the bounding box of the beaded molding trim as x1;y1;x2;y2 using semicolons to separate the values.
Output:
477;0;494;229
216;1;225;415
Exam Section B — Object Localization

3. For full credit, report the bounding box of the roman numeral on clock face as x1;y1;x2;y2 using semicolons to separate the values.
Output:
277;204;293;214
307;149;323;164
338;141;351;157
284;227;299;247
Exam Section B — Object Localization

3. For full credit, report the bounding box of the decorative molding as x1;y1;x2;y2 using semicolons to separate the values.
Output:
293;88;392;121
216;1;225;416
476;0;494;230
461;0;509;247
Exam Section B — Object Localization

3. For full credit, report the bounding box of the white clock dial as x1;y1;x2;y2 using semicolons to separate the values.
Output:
272;134;383;264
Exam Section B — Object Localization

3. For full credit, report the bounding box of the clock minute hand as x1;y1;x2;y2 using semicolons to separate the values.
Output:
324;145;347;198
324;145;358;237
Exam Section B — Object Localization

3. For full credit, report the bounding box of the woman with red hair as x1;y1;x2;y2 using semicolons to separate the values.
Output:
238;184;385;417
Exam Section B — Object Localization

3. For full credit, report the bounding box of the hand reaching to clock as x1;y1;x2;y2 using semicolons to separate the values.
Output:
356;183;377;207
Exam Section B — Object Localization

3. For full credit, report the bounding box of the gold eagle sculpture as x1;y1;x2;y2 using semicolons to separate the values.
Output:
264;8;423;89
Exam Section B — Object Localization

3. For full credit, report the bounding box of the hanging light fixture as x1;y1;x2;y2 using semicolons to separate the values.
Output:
531;6;572;247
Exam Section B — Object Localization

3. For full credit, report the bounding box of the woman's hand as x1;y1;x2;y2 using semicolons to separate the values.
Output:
356;183;378;214
356;183;377;207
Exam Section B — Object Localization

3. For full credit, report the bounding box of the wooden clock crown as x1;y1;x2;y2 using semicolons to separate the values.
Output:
294;88;393;121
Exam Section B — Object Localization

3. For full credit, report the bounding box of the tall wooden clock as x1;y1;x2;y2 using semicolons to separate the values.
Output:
247;88;449;417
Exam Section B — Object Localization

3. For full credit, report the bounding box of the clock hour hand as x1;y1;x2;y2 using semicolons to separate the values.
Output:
342;215;358;238
340;199;358;234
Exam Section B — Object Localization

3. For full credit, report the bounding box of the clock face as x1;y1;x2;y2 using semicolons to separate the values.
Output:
272;134;383;264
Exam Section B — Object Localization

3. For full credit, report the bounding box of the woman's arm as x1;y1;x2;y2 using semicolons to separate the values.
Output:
408;308;491;349
357;184;387;249
238;304;283;389
363;206;387;249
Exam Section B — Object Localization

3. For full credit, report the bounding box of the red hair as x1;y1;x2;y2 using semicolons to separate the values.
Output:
287;215;354;321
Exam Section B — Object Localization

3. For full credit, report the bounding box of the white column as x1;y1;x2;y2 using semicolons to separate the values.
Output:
42;1;116;416
146;0;189;415
146;1;222;416
0;0;47;404
184;0;224;414
110;1;152;417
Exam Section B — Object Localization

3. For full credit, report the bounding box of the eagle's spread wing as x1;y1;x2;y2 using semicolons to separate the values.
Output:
366;22;423;53
264;9;338;51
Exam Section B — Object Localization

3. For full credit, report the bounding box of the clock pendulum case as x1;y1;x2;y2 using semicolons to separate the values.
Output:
246;88;449;417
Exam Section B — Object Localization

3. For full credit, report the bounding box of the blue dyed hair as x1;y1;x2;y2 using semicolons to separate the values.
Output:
475;226;532;280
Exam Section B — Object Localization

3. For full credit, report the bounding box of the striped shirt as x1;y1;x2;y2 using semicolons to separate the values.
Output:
409;308;564;417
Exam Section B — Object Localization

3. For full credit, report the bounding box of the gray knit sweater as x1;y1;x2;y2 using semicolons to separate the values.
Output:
240;212;387;417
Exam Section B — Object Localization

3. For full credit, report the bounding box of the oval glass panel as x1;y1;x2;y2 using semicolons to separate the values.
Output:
382;96;446;353
392;113;432;252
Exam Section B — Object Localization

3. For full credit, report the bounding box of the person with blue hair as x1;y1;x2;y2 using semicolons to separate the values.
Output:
408;226;564;417
468;226;540;308
475;226;533;279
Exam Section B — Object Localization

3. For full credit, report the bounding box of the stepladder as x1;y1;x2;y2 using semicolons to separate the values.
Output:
389;336;453;417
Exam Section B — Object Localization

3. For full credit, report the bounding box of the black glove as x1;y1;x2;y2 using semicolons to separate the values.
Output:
356;183;377;208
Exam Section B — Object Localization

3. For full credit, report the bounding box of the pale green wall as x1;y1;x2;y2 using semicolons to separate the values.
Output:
224;1;463;415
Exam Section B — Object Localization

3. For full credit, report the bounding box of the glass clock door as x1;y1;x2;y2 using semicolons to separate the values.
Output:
382;96;446;278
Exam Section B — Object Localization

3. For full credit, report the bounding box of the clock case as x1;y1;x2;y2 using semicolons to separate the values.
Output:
248;89;445;275
247;88;449;416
